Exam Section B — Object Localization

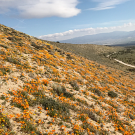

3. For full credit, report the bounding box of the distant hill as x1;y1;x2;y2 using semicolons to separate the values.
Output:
60;30;135;45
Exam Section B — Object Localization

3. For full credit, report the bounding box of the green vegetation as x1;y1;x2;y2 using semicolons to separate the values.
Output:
108;91;118;98
89;88;102;96
0;67;10;76
69;80;80;91
53;83;73;98
0;112;15;134
6;57;22;65
16;118;42;135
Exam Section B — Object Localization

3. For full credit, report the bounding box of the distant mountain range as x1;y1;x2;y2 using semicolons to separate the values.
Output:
60;30;135;45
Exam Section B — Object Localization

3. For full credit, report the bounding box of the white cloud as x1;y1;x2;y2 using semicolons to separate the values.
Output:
89;0;130;10
38;23;135;41
73;19;135;29
0;0;81;18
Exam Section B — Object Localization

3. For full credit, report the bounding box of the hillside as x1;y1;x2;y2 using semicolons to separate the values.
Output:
0;24;135;135
42;41;135;73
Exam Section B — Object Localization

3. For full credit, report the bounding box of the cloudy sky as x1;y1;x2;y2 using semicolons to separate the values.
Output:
0;0;135;41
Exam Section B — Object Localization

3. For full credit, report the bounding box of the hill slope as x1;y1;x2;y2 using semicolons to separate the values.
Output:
0;24;135;135
43;41;135;73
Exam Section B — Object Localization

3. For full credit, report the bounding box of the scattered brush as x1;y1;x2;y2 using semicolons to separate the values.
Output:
108;91;118;98
52;83;73;98
69;80;80;91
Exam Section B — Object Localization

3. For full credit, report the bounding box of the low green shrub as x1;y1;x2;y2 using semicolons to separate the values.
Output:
40;97;68;112
69;81;79;91
87;111;98;122
17;118;42;135
31;42;44;50
53;84;73;98
0;95;6;100
40;97;70;119
0;67;10;76
6;57;21;65
108;91;118;98
89;88;102;96
129;113;135;120
93;88;102;96
82;109;98;122
0;44;8;49
66;53;73;60
0;112;12;130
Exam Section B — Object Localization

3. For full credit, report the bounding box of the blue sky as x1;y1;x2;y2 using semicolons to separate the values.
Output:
0;0;135;41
